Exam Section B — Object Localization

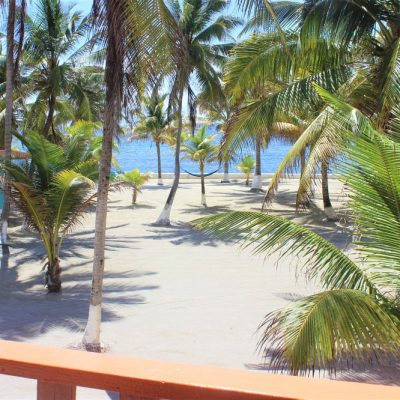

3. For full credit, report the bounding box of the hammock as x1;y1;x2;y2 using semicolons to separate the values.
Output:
182;167;220;178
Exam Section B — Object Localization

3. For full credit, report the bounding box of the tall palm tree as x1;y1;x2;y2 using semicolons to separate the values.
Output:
82;0;170;350
1;0;17;250
193;94;400;374
2;131;98;292
155;0;240;225
130;92;169;185
23;0;98;140
181;126;218;207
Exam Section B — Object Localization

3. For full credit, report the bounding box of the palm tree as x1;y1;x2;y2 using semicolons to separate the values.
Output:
23;0;100;140
226;0;400;216
181;126;218;207
82;0;169;350
2;131;97;292
197;83;236;183
250;136;264;192
155;0;239;225
117;169;150;205
237;155;255;186
1;0;17;250
193;95;400;374
130;93;169;185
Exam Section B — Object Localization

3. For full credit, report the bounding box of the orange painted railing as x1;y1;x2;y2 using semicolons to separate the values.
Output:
0;340;399;400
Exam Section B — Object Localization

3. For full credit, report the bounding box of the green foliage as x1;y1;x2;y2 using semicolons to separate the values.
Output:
181;126;218;165
225;0;400;207
117;168;150;204
22;0;104;138
192;99;400;373
2;129;98;291
118;168;150;188
236;155;255;185
131;93;169;143
166;0;240;126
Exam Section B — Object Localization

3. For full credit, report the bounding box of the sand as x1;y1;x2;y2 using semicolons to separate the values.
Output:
0;176;398;399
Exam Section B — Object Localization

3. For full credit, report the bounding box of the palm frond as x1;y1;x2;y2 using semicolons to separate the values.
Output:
258;289;400;374
192;211;374;292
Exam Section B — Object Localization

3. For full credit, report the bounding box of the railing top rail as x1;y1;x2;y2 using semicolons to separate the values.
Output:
0;340;399;400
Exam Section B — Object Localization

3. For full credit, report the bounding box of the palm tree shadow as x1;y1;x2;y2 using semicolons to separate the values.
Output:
142;222;218;246
245;358;400;386
0;267;159;342
179;204;231;216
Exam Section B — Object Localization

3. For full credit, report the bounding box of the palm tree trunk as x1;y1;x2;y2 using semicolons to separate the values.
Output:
300;149;306;177
132;187;137;204
251;137;262;192
221;160;230;183
82;5;122;350
1;0;16;250
46;257;61;293
43;93;56;141
200;161;207;207
155;85;184;225
156;141;163;185
245;173;250;186
321;160;338;221
299;149;310;208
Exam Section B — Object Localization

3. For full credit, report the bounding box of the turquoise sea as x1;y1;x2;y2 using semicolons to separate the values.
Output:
115;135;295;174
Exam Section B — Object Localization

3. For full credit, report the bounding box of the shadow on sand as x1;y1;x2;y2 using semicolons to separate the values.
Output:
0;222;159;343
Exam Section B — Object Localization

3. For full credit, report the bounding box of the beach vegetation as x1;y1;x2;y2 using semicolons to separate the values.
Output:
117;168;150;205
237;155;255;186
1;131;98;292
130;92;170;186
181;126;218;207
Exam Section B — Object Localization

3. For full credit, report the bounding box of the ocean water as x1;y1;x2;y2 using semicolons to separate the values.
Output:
115;136;295;174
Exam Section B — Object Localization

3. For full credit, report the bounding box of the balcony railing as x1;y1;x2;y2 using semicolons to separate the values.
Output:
0;340;399;400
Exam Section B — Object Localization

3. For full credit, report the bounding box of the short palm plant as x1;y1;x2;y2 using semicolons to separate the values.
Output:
130;93;169;185
237;155;255;186
193;99;400;374
181;126;218;207
117;168;150;205
2;132;98;292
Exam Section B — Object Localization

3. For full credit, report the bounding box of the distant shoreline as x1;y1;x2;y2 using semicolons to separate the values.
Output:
146;173;332;180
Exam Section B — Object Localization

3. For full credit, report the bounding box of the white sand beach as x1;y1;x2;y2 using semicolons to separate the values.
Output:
1;177;399;399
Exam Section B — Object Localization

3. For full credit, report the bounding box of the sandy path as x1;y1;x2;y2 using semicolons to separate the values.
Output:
0;177;398;399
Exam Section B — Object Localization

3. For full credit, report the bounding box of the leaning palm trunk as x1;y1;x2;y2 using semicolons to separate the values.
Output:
156;86;184;225
321;160;338;221
1;0;16;249
156;141;163;185
83;10;121;349
300;149;306;177
200;161;207;207
251;138;262;192
221;160;230;183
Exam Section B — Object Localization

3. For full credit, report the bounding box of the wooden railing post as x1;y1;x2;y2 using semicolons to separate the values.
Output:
37;381;76;400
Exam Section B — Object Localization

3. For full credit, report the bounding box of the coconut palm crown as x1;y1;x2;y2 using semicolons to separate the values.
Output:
181;125;218;206
130;93;169;185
